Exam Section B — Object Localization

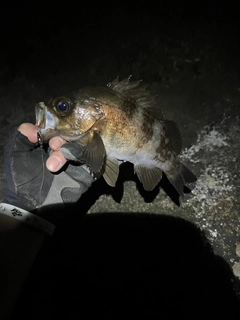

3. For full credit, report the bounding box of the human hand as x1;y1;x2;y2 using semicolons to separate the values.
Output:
3;123;94;215
17;123;67;172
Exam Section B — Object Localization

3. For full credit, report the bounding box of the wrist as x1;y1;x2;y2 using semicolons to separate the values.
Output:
0;203;55;236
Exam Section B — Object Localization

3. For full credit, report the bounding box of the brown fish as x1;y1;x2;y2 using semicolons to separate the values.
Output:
35;77;196;195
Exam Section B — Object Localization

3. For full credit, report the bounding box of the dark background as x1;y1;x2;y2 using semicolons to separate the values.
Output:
1;1;239;88
12;212;240;319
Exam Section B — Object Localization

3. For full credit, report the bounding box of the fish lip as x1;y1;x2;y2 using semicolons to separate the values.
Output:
60;131;88;142
35;102;59;137
35;102;46;128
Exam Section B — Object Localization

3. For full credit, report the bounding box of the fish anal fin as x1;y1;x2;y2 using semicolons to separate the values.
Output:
103;157;120;187
164;120;182;155
135;165;162;191
82;131;106;173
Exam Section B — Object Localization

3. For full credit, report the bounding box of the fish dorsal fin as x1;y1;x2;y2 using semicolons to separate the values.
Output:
164;120;182;155
108;76;164;118
82;131;106;173
134;165;162;191
102;157;120;187
108;76;142;93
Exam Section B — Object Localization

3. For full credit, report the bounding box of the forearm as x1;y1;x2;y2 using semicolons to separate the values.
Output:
1;125;92;320
0;211;50;320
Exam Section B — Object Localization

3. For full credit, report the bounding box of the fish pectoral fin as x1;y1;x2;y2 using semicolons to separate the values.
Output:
164;120;182;155
82;131;106;173
103;157;120;187
134;165;162;191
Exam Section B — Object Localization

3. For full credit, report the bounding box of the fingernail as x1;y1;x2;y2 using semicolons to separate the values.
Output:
46;156;62;172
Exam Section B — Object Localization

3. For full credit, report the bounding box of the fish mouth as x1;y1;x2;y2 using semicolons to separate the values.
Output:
35;102;59;141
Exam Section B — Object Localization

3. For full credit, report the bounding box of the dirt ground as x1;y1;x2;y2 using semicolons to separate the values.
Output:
0;2;240;318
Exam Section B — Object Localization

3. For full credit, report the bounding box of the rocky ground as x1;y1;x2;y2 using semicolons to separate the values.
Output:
0;2;240;318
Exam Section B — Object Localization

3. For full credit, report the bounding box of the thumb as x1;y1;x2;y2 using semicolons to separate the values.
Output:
18;123;38;144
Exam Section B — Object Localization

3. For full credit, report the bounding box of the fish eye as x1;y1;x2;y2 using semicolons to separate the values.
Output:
56;100;70;113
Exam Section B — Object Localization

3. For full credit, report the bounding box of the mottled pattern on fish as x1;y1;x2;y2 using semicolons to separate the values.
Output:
35;77;197;195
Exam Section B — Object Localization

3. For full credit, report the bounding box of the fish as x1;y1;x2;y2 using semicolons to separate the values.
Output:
35;77;197;196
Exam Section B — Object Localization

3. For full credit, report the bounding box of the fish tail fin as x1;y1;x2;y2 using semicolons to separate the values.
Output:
166;162;197;196
179;163;197;185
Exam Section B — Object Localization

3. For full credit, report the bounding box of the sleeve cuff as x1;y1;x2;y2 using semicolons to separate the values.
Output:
0;203;55;236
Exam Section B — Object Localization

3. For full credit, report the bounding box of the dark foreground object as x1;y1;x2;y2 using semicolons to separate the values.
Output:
13;212;240;319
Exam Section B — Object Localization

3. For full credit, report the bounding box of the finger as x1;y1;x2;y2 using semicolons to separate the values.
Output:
49;136;67;150
46;150;67;172
18;123;38;143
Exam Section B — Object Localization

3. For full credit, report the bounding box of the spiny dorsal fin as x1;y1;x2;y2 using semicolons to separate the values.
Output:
102;157;120;187
108;75;142;93
164;120;182;155
134;165;162;191
108;76;164;119
82;131;106;173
